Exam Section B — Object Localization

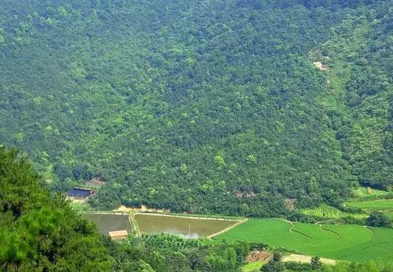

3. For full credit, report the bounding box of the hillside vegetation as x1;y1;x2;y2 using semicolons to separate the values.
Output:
0;0;393;216
0;147;112;271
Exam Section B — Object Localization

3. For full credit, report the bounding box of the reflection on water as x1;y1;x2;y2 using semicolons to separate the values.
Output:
135;214;237;237
83;213;238;238
183;233;200;239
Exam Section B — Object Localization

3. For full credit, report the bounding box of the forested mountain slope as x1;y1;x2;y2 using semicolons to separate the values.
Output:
312;5;393;190
0;0;392;216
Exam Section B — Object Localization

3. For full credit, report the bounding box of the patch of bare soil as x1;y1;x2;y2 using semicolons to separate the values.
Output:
246;251;273;263
114;205;136;212
85;178;106;187
282;254;336;265
313;61;328;71
285;198;296;210
114;205;170;214
66;197;87;204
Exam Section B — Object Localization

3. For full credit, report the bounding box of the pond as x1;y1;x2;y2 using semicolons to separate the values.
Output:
83;213;132;236
134;213;238;238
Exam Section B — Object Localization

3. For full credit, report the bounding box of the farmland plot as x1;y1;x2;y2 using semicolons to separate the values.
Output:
213;219;393;262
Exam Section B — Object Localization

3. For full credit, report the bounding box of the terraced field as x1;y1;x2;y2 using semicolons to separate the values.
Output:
345;200;393;210
212;219;393;263
301;204;367;219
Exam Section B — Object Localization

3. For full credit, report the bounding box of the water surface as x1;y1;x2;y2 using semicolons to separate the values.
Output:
83;213;132;236
135;214;237;238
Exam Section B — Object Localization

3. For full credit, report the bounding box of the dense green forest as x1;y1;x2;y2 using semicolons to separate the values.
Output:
0;0;393;216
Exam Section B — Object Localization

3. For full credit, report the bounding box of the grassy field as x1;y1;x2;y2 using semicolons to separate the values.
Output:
352;187;389;197
212;219;393;263
385;212;393;219
241;261;264;272
345;200;393;210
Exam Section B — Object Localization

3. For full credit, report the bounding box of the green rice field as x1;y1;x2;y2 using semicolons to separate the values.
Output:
345;200;393;210
213;219;393;263
386;212;393;219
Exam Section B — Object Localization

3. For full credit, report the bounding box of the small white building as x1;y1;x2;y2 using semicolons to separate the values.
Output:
108;230;128;240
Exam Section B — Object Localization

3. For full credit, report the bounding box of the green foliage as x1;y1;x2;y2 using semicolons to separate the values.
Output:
242;261;265;272
112;236;249;272
310;256;323;270
0;147;112;271
261;252;284;272
141;234;202;250
0;147;48;219
313;1;393;191
269;258;393;272
1;0;383;216
1;0;393;267
366;212;391;228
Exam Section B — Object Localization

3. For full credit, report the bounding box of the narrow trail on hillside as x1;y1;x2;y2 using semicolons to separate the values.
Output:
129;213;141;237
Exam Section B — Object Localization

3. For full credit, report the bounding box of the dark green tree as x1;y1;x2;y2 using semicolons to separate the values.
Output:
261;252;284;272
366;212;391;228
311;256;323;270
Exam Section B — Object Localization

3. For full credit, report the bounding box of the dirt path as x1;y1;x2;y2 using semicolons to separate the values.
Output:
115;205;170;214
207;219;248;239
279;219;313;240
282;254;336;265
319;225;341;240
279;219;294;232
134;212;241;221
314;219;335;225
129;213;141;237
85;211;128;215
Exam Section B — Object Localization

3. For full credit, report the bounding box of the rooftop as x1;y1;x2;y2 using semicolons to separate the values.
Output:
108;230;128;240
67;187;95;198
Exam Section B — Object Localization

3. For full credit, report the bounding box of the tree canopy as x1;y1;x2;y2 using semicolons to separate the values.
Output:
0;0;392;216
0;147;112;271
